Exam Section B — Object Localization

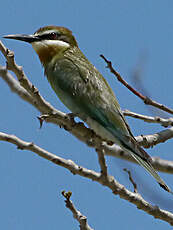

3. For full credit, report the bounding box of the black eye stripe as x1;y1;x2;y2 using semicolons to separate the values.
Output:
39;32;60;40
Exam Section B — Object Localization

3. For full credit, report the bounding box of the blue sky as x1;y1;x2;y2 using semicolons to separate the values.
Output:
1;0;173;229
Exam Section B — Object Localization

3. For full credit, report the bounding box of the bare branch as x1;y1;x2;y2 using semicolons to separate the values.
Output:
96;145;108;177
100;54;173;115
0;40;8;57
123;110;173;127
1;131;173;225
103;142;173;174
136;128;173;148
0;65;35;106
0;41;55;114
62;191;94;230
123;168;138;193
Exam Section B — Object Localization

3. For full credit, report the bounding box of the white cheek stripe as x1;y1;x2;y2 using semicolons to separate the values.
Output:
32;40;70;51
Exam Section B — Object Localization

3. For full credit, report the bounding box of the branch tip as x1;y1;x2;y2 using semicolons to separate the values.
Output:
62;190;72;200
37;116;44;129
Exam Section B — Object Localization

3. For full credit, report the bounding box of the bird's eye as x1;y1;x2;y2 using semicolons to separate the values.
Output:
39;32;60;40
49;32;57;40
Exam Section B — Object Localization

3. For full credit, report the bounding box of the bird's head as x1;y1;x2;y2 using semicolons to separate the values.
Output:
4;25;78;65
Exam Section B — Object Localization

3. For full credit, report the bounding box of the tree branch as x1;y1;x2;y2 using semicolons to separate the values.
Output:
0;131;173;225
100;54;173;115
0;65;35;106
103;142;173;174
96;145;108;178
123;110;173;127
136;128;173;148
123;168;138;193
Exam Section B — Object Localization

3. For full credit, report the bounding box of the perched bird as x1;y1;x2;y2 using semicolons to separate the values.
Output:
4;25;172;193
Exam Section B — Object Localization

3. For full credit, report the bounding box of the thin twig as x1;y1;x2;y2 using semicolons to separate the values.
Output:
100;54;173;115
96;146;108;178
0;65;35;106
123;168;138;193
123;110;173;127
62;191;94;230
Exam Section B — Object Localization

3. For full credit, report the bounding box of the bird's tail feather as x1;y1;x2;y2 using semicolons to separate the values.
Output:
99;119;172;193
130;152;172;194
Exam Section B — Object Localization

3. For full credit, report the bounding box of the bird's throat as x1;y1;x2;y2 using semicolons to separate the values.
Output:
32;40;70;66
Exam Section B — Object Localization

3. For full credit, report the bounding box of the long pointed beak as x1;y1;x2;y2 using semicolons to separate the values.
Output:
3;34;40;43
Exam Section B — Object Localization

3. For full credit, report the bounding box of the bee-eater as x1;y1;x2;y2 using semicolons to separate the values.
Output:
4;25;172;193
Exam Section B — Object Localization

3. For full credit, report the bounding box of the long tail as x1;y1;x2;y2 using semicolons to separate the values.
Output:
88;109;172;193
114;129;173;194
130;152;172;194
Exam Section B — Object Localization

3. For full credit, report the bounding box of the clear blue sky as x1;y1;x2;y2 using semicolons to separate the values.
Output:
1;0;173;229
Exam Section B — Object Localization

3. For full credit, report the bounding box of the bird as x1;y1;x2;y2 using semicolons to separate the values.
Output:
4;25;172;194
